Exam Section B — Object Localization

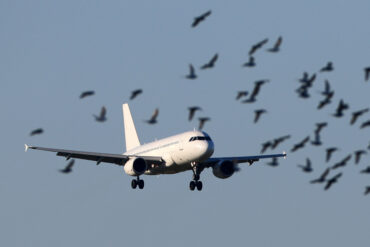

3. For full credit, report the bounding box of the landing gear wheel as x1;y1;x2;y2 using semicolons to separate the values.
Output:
131;179;137;189
196;181;203;191
189;181;196;191
138;179;144;189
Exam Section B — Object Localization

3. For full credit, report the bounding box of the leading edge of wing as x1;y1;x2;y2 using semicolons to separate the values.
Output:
203;152;287;167
25;145;163;165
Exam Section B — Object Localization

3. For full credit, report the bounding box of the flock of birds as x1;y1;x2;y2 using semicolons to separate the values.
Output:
28;10;370;195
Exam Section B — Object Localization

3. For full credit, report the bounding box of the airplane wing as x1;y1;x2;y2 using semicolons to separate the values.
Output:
25;144;163;166
201;152;286;167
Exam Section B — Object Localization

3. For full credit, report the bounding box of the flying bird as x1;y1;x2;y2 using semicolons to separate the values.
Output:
266;157;279;167
236;91;249;100
315;122;328;135
242;80;269;103
360;120;370;129
360;166;370;174
271;135;291;149
364;67;370;81
192;10;212;28
320;62;334;72
291;136;310;152
354;150;367;164
296;85;310;99
249;38;268;56
185;64;197;80
254;109;267;123
317;91;334;109
79;90;95;99
93;106;107;122
364;186;370;195
324;172;342;190
198;117;210;130
297;158;313;173
326;147;338;162
310;168;330;184
30;128;44;136
333;99;349;117
145;108;159;124
331;155;351;169
320;80;333;96
59;159;75;174
266;36;282;52
242;56;256;67
311;132;322;146
130;89;143;100
200;53;218;69
350;108;369;125
260;141;272;154
188;106;202;121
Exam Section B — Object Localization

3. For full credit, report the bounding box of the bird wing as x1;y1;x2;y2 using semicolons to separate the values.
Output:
100;106;106;118
25;145;163;166
210;53;218;64
151;108;159;121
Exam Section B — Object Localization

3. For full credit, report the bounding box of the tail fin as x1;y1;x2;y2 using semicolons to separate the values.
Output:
122;103;141;152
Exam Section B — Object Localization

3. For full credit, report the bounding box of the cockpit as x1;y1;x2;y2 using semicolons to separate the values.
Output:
189;136;212;142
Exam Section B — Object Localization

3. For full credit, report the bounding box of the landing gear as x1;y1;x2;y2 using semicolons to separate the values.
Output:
189;162;203;191
131;176;144;189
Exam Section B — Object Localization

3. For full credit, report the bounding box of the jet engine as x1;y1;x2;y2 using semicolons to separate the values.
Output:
212;160;236;179
124;157;147;176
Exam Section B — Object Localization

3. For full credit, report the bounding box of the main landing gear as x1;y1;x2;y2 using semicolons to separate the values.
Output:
131;176;144;189
189;162;203;191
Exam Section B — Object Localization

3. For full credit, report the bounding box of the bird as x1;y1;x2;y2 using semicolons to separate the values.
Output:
360;166;370;174
315;122;328;135
354;150;367;164
59;159;75;174
324;172;342;190
364;186;370;195
331;154;351;169
30;128;44;136
266;36;282;52
242;56;256;67
299;73;316;87
297;158;313;173
310;168;330;184
320;80;333;96
333;99;349;117
317;91;334;109
360;120;370;129
296;85;310;99
198;117;210;130
200;53;218;69
254;109;267;123
325;147;338;162
260;141;272;154
188;106;202;121
236;91;249;100
320;62;334;72
191;10;212;28
311;132;322;146
350;108;369;125
271;135;291;149
266;157;279;167
291;136;310;152
364;67;370;81
79;90;95;99
93;106;107;122
242;80;269;103
145;108;159;124
249;38;268;56
185;64;197;79
130;89;143;100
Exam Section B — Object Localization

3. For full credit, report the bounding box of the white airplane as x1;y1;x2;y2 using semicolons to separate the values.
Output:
25;103;286;191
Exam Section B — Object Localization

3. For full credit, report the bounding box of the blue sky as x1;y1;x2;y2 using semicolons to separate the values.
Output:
1;1;370;246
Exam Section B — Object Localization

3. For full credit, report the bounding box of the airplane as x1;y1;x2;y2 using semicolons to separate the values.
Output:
25;103;287;191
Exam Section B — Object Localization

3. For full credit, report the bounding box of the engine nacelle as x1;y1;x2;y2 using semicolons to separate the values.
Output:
124;157;147;176
212;160;236;179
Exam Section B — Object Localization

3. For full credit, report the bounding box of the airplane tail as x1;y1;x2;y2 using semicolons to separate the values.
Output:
122;103;141;152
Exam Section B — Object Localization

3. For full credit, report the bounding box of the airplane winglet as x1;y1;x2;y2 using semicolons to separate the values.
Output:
25;144;29;152
283;151;287;159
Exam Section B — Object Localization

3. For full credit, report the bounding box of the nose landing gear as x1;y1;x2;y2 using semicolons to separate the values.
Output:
131;176;144;189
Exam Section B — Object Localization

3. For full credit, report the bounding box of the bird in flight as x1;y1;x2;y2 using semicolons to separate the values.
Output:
317;91;334;109
333;99;349;117
354;150;367;164
249;38;268;56
266;36;282;52
188;106;202;121
364;186;370;195
236;91;249;100
266;157;279;167
130;89;143;100
59;159;75;174
242;56;256;67
93;106;107;122
200;53;218;69
331;154;351;169
320;61;334;72
271;135;291;149
325;147;338;162
364;67;370;81
260;141;272;154
297;158;313;173
145;108;159;124
254;109;267;123
198;117;210;130
350;108;369;125
192;10;212;28
324;172;342;190
360;120;370;129
310;168;330;184
320;80;333;96
30;128;44;136
242;80;269;103
79;90;95;99
291;136;310;152
185;64;197;80
360;166;370;174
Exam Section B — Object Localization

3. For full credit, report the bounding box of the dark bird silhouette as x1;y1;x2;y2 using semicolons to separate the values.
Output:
249;38;268;56
364;67;370;81
331;155;351;169
30;128;44;136
185;64;197;79
320;62;334;72
59;159;75;174
310;168;330;184
311;132;322;146
299;73;316;87
200;53;218;69
315;122;328;135
333;99;349;117
260;141;272;154
242;80;269;103
291;136;310;152
296;85;310;99
266;36;282;52
254;109;267;123
145;108;159;124
271;135;291;149
192;10;212;28
266;157;279;167
360;166;370;174
324;172;342;190
188;106;202;121
360;120;370;129
326;147;338;162
93;106;107;122
354;150;367;164
317;91;334;109
320;80;333;96
236;91;249;100
198;117;210;130
130;89;143;100
364;186;370;195
79;90;95;99
242;56;256;67
350;108;369;125
297;158;313;173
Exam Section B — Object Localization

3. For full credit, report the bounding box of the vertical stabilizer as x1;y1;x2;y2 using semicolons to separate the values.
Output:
122;103;141;152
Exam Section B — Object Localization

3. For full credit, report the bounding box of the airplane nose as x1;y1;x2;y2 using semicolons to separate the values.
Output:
196;141;214;159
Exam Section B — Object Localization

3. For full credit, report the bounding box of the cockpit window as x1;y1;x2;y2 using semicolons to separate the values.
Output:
189;136;212;142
